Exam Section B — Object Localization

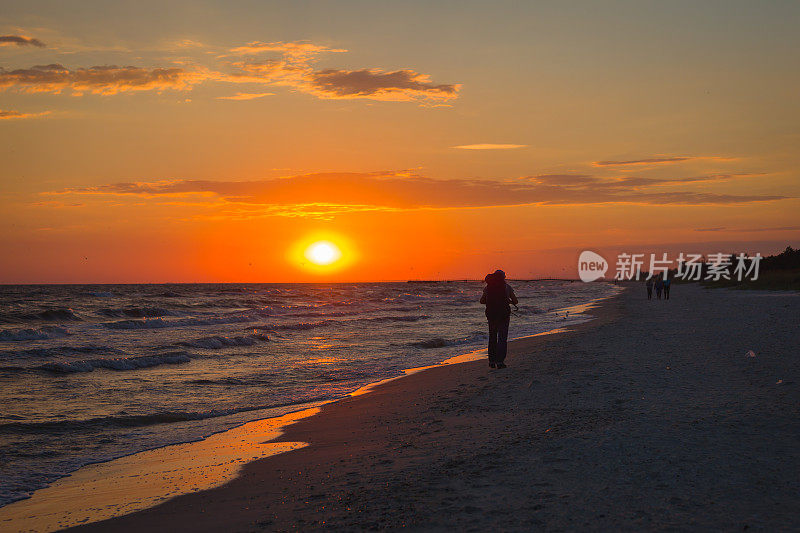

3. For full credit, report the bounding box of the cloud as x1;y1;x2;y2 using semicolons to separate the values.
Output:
453;144;526;150
593;157;691;166
0;35;45;47
592;156;741;167
526;173;758;189
694;225;800;233
216;91;273;100
229;61;459;103
0;64;211;95
0;109;50;120
51;171;789;218
169;39;206;49
0;40;459;104
224;40;459;103
307;68;459;101
227;41;346;60
526;174;596;186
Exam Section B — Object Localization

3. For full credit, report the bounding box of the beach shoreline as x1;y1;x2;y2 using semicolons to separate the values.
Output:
7;282;800;531
0;289;619;532
74;289;624;532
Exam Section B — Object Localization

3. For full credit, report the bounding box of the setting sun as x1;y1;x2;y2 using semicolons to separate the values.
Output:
305;241;342;265
287;233;357;276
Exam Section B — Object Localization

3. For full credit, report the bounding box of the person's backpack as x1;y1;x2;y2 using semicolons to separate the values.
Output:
485;280;510;319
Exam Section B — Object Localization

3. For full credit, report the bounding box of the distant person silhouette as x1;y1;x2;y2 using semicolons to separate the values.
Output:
663;276;671;300
654;275;664;300
646;277;654;300
480;270;518;369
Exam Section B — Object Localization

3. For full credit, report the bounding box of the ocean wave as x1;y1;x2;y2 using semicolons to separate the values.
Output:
177;333;269;349
411;331;487;349
513;305;545;315
0;326;71;342
366;314;430;323
0;398;333;434
37;351;192;373
0;344;124;359
0;308;81;323
102;318;170;330
188;375;276;386
282;309;356;318
98;307;174;318
88;291;115;297
158;290;182;298
102;315;254;330
30;309;81;321
272;314;430;332
99;310;427;332
274;321;329;331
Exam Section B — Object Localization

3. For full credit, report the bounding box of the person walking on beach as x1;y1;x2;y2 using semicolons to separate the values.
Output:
480;270;518;369
646;277;654;300
654;275;664;300
663;276;671;300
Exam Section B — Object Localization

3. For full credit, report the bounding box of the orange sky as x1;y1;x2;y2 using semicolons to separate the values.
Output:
1;1;798;282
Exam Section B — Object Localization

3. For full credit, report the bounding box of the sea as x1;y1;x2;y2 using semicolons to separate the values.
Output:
0;280;618;506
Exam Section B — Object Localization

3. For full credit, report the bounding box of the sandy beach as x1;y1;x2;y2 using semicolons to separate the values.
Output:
7;283;799;531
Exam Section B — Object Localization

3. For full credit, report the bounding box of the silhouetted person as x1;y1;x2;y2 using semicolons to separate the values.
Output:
663;276;671;300
646;278;654;300
655;275;664;300
480;269;518;369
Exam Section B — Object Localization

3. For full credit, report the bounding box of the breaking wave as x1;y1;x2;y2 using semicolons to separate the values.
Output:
102;315;254;330
0;309;81;323
98;307;174;318
0;326;71;342
177;334;269;349
0;398;334;434
411;331;487;349
36;351;192;373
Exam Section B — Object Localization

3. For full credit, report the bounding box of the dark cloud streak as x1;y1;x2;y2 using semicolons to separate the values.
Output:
54;172;789;215
0;35;45;47
0;64;207;94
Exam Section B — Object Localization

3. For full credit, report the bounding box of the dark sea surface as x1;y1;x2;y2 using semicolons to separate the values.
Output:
0;281;617;506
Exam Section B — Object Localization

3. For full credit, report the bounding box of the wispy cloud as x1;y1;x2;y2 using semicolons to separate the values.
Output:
226;41;346;60
592;156;738;167
593;157;691;166
0;35;45;47
307;68;459;102
0;40;460;104
694;225;800;232
452;144;526;150
48;171;789;219
227;42;460;103
216;91;273;100
0;64;211;95
0;109;50;120
536;173;762;190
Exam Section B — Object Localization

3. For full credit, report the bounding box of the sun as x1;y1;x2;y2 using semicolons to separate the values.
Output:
289;234;356;274
304;241;342;266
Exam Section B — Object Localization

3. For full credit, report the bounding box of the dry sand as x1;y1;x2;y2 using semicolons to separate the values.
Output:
21;284;800;530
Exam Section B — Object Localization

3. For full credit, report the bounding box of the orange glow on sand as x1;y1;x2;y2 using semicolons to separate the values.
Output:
0;406;322;531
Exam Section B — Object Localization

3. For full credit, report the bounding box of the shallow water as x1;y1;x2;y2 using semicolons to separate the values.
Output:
0;280;617;506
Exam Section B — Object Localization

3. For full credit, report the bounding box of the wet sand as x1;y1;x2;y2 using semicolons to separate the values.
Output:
20;283;800;530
